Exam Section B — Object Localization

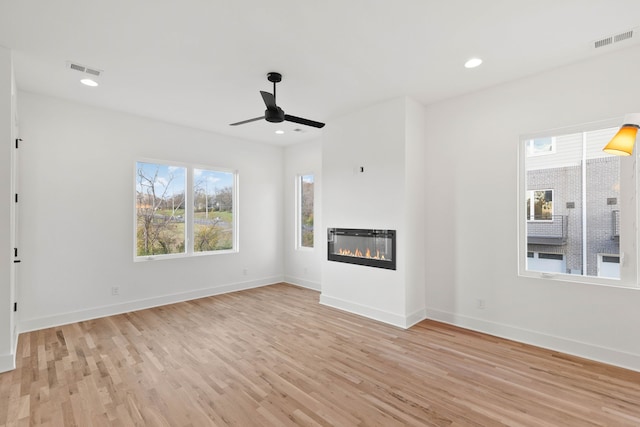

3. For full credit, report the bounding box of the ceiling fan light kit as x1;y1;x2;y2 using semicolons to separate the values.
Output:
230;72;325;129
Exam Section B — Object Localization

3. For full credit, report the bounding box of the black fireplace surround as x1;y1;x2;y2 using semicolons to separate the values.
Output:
327;228;396;270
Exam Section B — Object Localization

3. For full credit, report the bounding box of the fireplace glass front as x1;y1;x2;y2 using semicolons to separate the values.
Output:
327;228;396;270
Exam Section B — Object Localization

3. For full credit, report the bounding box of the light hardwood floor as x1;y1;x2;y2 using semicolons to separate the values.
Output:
1;283;639;426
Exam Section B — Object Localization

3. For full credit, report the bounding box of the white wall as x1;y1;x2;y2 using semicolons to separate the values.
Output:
321;97;426;327
283;139;323;291
404;98;426;319
17;91;285;332
424;45;640;371
0;46;16;372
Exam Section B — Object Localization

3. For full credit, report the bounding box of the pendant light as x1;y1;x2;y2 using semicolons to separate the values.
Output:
603;113;640;156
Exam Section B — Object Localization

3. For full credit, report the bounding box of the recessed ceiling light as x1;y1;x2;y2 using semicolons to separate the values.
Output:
275;130;284;135
80;78;99;87
464;58;483;69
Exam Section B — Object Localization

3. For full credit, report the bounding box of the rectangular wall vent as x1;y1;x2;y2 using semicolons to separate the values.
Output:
593;28;637;49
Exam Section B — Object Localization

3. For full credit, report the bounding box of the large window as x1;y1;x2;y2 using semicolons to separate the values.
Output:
297;174;314;248
519;122;637;286
135;161;237;260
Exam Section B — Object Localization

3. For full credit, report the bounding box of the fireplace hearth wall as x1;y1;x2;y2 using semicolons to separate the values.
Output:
327;228;396;270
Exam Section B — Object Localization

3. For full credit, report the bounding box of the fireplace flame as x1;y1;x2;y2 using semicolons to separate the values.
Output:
337;247;386;260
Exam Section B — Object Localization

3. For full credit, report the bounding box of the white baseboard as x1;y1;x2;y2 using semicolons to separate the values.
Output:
405;308;427;328
0;323;20;373
320;294;425;329
426;308;640;373
19;276;284;334
283;275;321;291
0;351;16;374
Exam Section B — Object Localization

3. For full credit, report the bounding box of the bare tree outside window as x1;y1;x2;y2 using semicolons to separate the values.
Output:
135;162;237;260
136;162;186;256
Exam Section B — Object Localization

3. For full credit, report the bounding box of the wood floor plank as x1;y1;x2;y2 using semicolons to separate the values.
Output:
1;283;639;426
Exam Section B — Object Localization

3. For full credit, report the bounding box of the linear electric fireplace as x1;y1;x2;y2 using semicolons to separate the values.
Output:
327;228;396;270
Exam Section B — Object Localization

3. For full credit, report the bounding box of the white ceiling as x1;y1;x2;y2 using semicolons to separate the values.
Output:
1;0;639;145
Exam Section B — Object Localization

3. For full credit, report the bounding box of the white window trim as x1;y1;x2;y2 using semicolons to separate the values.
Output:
190;163;239;257
134;158;239;262
295;172;315;251
517;118;639;289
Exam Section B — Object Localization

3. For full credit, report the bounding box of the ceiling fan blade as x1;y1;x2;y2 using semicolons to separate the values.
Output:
284;114;325;129
229;116;265;126
260;91;277;109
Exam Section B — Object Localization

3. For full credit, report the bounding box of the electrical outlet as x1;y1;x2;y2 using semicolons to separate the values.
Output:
303;267;308;275
476;298;485;310
243;269;248;276
111;286;120;296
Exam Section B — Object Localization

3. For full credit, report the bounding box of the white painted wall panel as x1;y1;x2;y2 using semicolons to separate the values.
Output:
283;139;323;290
0;46;15;372
424;45;640;371
17;92;284;331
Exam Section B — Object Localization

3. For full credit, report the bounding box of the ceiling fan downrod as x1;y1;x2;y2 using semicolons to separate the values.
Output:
267;72;282;104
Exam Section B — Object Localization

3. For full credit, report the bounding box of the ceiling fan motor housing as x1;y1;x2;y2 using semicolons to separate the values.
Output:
265;107;285;123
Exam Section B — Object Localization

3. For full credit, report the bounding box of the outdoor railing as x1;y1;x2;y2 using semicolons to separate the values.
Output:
527;215;568;245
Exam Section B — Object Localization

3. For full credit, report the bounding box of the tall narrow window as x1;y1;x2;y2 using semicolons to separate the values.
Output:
519;123;637;286
193;169;235;252
298;174;314;248
136;162;186;256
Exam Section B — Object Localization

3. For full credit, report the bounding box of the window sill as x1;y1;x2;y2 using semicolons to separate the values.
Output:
518;270;639;290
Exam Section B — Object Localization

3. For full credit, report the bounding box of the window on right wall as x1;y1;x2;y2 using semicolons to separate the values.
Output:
519;121;637;287
297;174;314;249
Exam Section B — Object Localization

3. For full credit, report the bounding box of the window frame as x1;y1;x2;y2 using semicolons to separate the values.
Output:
295;172;315;250
134;159;188;261
517;118;638;288
134;159;238;262
191;164;239;257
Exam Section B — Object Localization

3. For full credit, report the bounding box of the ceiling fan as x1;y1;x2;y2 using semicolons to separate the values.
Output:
230;72;325;129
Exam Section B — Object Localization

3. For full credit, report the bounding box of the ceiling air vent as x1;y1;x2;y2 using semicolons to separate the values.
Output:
594;37;613;49
66;61;103;77
593;28;637;49
69;63;85;72
614;30;633;43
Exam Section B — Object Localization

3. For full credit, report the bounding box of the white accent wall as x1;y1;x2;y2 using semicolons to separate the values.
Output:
320;97;426;328
16;91;285;333
283;139;323;291
424;45;640;371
